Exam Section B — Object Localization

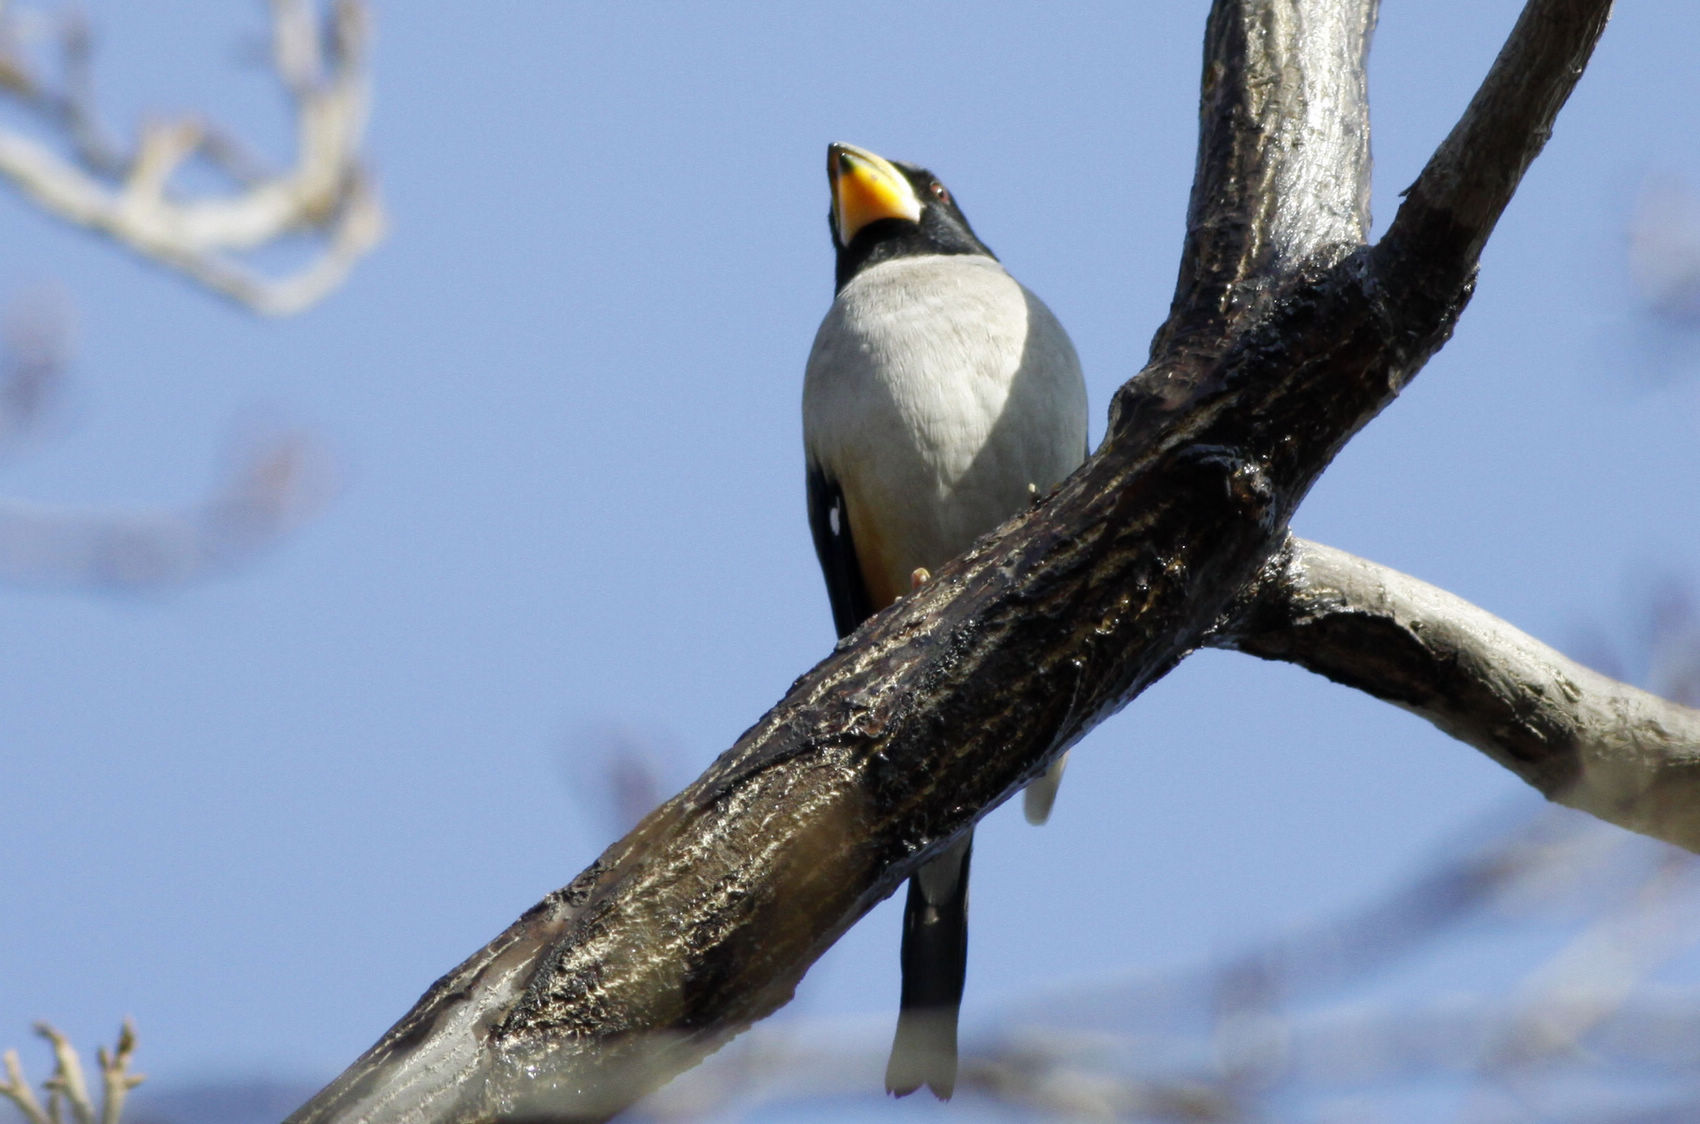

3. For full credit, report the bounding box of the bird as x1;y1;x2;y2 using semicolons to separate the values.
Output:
801;141;1089;1099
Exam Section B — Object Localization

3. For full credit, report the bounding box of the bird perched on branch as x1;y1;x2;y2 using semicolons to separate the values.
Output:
801;141;1089;1099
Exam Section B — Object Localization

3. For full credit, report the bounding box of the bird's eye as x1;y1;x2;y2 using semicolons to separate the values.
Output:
930;181;951;204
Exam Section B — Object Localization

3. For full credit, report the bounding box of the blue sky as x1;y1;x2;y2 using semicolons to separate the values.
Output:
2;2;1697;1119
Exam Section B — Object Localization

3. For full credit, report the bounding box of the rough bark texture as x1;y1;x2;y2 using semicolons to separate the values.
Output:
286;1;1634;1121
1215;537;1700;849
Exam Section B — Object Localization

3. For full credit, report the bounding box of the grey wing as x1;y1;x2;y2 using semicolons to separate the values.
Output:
806;460;876;639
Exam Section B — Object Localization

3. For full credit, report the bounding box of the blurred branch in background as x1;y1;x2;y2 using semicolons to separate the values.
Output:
1;1022;143;1124
634;808;1700;1122
1630;175;1700;329
0;302;338;588
0;427;333;591
558;726;689;841
1641;582;1700;708
1577;579;1700;715
0;0;383;315
0;288;335;591
0;3;356;590
0;284;69;454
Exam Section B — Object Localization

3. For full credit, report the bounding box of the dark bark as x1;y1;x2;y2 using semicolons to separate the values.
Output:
1152;0;1372;364
286;1;1628;1121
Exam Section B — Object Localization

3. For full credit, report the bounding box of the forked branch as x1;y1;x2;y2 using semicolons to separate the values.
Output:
0;1;382;315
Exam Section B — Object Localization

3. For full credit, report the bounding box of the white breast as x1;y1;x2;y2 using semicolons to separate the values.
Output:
803;254;1088;605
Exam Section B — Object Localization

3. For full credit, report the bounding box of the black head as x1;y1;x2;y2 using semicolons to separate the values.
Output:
826;142;997;291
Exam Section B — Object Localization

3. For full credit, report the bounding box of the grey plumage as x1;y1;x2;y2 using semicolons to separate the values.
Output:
804;254;1086;608
803;144;1087;1100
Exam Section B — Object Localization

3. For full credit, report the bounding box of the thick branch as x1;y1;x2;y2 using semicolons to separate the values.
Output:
1214;537;1700;851
1153;0;1375;365
287;2;1622;1121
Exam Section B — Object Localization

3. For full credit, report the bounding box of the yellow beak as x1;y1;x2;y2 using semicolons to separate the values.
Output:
828;142;922;247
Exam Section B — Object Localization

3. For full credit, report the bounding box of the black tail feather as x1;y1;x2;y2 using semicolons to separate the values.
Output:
885;836;972;1099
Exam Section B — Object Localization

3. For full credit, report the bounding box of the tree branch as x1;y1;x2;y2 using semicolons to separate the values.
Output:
0;1;383;316
1372;0;1616;343
286;1;1623;1120
1213;537;1700;851
1152;0;1374;365
0;290;335;592
0;427;334;591
0;287;70;453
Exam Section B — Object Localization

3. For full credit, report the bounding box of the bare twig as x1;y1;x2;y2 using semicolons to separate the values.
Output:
94;1023;143;1124
0;427;334;591
38;1025;93;1124
0;1024;143;1124
0;286;71;452
0;1;383;315
1630;175;1700;326
1;1048;50;1124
